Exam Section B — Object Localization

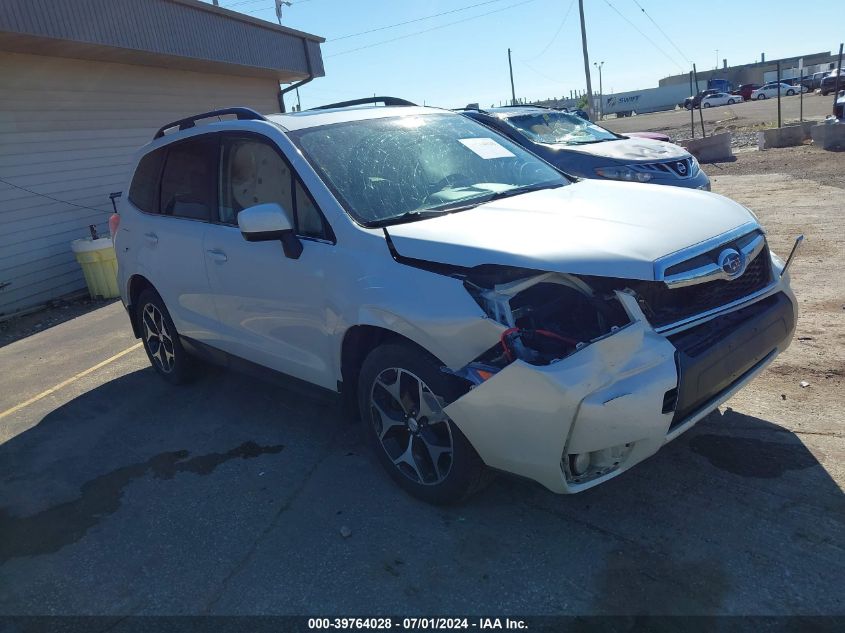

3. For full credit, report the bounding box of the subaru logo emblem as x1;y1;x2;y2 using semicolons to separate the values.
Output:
676;161;687;175
718;249;743;277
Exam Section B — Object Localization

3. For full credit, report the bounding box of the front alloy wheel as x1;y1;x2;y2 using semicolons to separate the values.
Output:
370;367;454;485
358;343;490;504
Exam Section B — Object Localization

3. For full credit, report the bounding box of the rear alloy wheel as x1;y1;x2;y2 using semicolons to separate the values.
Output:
359;343;489;504
787;89;795;96
703;102;711;108
757;94;766;100
137;289;194;384
728;99;735;105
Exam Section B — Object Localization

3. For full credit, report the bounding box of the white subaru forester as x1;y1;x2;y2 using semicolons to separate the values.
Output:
116;100;799;504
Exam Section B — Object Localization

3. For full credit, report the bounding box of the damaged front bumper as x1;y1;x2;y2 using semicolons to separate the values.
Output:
444;285;797;494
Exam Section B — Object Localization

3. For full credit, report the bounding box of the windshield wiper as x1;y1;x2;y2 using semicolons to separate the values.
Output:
366;208;453;228
425;181;565;213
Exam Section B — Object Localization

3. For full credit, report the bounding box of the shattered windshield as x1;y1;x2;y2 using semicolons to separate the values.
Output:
505;111;619;145
288;113;567;226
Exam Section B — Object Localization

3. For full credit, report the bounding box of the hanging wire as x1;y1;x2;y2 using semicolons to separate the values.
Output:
630;0;690;65
601;0;686;72
0;176;110;214
327;0;539;58
523;0;576;62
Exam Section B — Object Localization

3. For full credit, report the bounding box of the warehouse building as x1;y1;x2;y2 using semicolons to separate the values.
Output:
658;51;839;88
0;0;324;316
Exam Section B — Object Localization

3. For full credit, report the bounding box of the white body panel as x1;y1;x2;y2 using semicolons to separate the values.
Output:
386;181;755;281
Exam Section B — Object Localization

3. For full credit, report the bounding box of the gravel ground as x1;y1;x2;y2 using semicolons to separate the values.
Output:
705;144;845;188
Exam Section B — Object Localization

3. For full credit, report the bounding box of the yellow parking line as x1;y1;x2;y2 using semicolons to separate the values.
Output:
0;342;143;421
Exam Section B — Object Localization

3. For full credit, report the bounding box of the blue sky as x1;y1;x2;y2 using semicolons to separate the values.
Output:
210;0;843;110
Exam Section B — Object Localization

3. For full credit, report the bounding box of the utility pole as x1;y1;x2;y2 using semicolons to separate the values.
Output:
593;61;604;120
578;0;594;120
715;49;719;70
507;48;517;106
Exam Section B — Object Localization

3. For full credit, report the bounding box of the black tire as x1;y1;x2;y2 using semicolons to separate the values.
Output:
136;288;195;385
727;99;735;105
787;89;795;96
702;102;710;108
358;342;491;504
757;94;766;100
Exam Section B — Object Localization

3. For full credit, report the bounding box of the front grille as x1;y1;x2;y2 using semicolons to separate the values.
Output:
667;293;793;427
631;244;772;329
636;157;693;179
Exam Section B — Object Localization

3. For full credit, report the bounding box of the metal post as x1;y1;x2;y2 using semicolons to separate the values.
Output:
693;64;705;138
594;61;604;120
689;70;695;138
777;61;782;128
799;57;804;122
578;0;595;120
508;48;516;106
833;43;844;112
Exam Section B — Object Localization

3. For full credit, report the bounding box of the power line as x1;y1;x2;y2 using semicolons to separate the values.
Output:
326;0;539;58
600;0;685;72
220;0;312;9
630;0;690;65
329;0;509;42
0;176;110;214
523;0;576;62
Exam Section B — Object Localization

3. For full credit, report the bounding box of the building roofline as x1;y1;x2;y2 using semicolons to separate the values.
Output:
168;0;325;43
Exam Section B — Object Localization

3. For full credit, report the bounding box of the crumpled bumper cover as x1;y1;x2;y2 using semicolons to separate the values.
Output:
444;288;797;494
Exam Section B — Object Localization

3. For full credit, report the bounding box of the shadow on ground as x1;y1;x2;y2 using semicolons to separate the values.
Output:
0;368;842;615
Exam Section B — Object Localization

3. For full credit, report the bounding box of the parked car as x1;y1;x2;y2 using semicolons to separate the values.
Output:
700;92;743;108
731;84;760;101
821;70;845;96
683;89;720;110
751;82;808;99
802;72;827;92
458;106;710;190
117;100;798;503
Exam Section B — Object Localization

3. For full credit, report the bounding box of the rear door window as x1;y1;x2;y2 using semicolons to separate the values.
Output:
159;136;218;221
128;148;166;214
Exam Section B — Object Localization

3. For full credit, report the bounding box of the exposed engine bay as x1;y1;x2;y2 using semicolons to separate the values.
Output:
454;268;632;384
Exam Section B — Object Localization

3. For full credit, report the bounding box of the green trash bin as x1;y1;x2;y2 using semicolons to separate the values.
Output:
71;237;120;299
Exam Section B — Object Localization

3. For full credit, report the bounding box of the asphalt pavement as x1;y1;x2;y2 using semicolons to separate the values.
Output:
1;298;842;616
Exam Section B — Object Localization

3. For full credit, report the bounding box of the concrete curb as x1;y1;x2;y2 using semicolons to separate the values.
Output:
678;132;733;163
757;125;807;149
810;122;845;151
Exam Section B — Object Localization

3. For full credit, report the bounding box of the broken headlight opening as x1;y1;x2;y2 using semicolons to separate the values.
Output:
450;266;632;385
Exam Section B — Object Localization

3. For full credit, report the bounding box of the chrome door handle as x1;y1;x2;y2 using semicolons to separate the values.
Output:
144;232;158;245
206;249;228;263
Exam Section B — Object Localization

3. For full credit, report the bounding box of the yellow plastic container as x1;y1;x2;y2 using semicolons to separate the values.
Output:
71;237;120;299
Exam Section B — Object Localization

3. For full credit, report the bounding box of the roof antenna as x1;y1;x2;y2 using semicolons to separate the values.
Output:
275;0;292;25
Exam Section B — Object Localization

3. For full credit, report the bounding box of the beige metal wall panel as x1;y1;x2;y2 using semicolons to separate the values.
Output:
0;51;281;315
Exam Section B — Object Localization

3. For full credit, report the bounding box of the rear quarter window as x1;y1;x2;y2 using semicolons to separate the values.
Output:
128;148;166;214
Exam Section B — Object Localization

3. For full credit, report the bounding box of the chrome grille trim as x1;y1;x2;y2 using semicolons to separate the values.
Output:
631;157;694;179
653;222;761;283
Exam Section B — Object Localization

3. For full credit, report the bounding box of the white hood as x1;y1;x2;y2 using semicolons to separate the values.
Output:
385;180;756;281
563;137;688;162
